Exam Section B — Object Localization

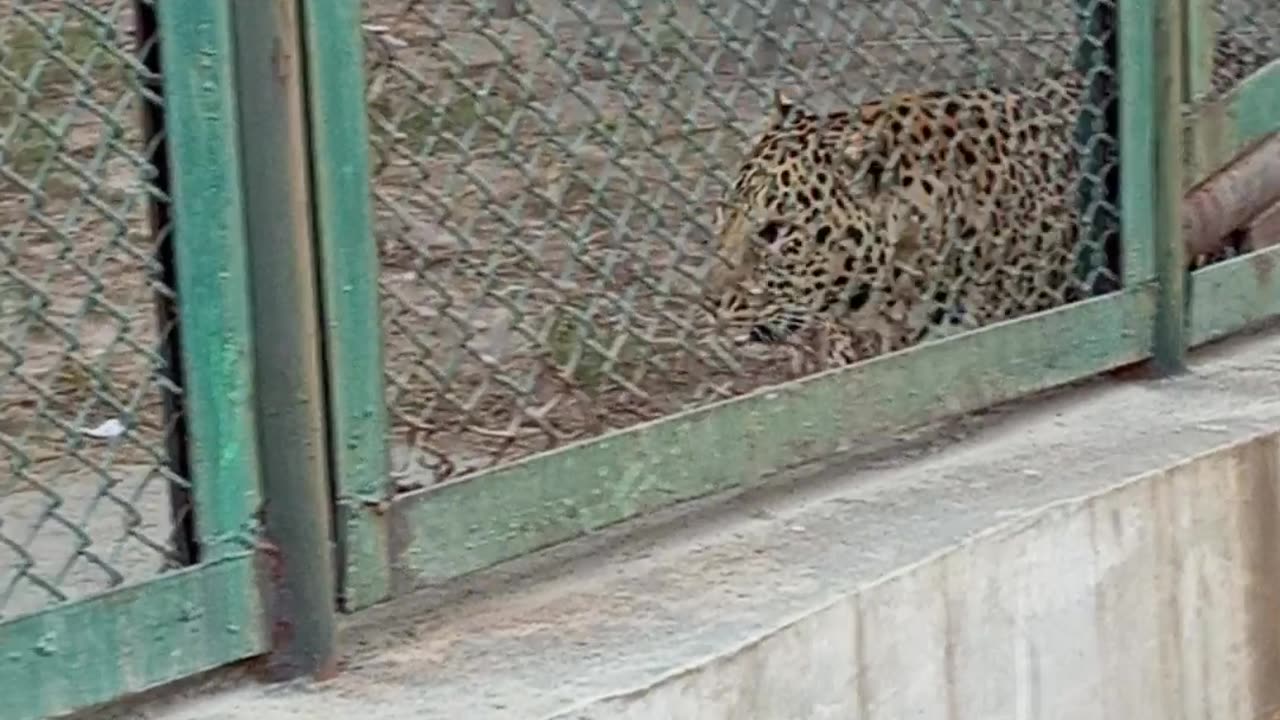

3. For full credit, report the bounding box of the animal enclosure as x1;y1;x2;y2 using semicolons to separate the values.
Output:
1;1;1278;718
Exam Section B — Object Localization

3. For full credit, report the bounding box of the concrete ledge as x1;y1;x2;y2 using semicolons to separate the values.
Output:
128;327;1280;720
562;431;1280;719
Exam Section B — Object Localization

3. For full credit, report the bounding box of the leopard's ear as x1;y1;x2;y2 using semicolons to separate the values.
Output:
768;89;797;129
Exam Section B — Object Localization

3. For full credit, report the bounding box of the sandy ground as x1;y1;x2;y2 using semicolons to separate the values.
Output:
1;0;1276;622
104;320;1280;720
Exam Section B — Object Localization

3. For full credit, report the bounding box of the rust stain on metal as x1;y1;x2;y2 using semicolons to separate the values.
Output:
1105;359;1161;382
255;538;285;582
312;656;340;682
252;540;293;657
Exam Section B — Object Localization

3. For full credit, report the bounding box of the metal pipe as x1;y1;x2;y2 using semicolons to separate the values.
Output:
1183;132;1280;259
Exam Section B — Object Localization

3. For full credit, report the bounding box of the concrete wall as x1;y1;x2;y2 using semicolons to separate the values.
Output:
137;332;1280;720
562;432;1280;720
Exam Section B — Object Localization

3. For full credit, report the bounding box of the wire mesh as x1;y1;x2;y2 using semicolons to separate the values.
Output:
1184;0;1280;266
1208;0;1278;98
0;0;189;620
355;0;1280;486
363;0;1129;487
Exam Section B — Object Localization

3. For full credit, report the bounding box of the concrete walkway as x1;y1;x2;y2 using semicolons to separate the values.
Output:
112;325;1280;720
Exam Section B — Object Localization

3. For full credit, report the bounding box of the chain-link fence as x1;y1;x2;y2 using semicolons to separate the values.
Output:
361;0;1128;487
1208;0;1278;98
1184;0;1280;265
0;0;1272;713
0;0;188;620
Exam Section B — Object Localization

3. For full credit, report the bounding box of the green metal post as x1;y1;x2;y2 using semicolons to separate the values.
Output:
1152;0;1188;372
1121;0;1186;369
156;0;263;562
1181;0;1217;184
230;0;338;678
298;0;394;612
1120;0;1158;288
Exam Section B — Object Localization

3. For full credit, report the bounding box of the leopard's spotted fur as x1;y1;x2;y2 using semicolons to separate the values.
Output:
709;73;1098;365
707;32;1276;368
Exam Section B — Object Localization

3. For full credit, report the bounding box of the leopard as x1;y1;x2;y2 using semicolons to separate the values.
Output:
707;32;1277;369
707;71;1099;366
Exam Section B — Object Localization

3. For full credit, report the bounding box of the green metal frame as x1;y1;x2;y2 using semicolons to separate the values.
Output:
1186;55;1280;346
157;2;264;567
317;282;1154;605
298;0;1279;611
1119;0;1159;288
1121;0;1190;372
1184;59;1280;186
380;288;1154;587
1;558;262;720
8;0;1273;712
0;3;267;719
297;0;393;612
299;0;1275;638
1180;0;1217;184
1152;0;1189;372
1190;244;1280;346
1227;62;1280;155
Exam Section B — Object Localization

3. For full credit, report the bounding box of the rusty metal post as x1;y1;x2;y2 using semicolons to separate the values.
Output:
230;0;339;680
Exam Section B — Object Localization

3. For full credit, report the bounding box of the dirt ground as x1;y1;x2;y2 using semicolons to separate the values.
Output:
0;0;1276;618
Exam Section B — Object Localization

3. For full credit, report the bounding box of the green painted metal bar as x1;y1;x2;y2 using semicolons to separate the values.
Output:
156;0;263;558
0;5;270;719
1180;0;1217;185
297;0;394;612
0;556;265;720
1119;0;1158;287
1183;60;1280;186
230;0;338;677
373;288;1154;590
1181;0;1214;100
1151;0;1188;373
1188;244;1280;346
1229;60;1280;151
